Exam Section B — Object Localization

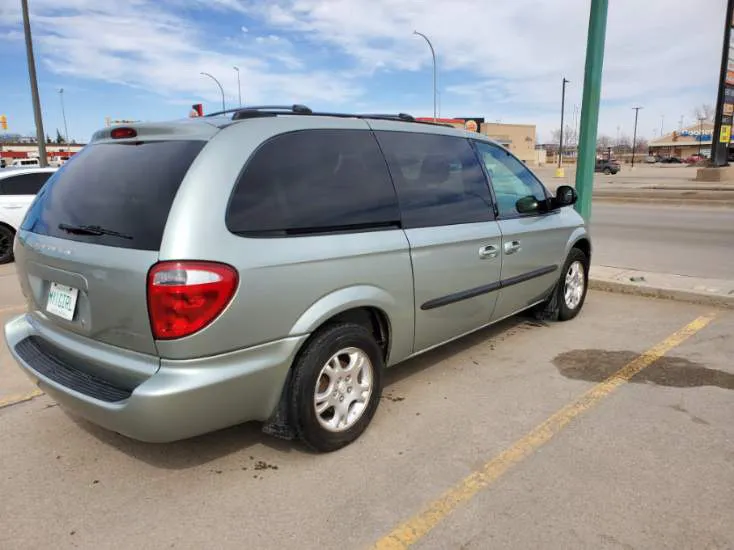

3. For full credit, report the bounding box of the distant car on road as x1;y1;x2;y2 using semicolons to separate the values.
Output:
595;159;620;174
684;153;707;164
0;167;57;263
644;155;660;163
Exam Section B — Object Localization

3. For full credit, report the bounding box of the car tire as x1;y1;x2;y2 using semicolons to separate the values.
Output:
289;322;384;452
556;248;589;321
603;168;612;175
0;225;15;265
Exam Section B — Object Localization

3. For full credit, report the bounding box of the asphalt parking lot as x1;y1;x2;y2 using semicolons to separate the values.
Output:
1;263;733;549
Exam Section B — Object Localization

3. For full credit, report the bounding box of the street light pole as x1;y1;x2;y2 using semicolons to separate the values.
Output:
413;31;437;122
200;72;226;112
58;88;69;144
558;77;569;170
233;66;242;107
21;0;48;167
631;106;642;168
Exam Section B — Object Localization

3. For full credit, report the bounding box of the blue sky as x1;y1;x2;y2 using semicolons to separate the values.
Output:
0;0;727;143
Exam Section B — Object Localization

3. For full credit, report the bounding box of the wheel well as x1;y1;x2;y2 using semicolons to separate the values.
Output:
0;222;16;235
572;238;591;262
323;307;390;361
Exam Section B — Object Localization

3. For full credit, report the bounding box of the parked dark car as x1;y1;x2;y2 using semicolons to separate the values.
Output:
659;157;682;164
595;159;620;175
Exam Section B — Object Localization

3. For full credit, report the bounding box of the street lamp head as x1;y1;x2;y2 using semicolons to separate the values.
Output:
233;66;239;71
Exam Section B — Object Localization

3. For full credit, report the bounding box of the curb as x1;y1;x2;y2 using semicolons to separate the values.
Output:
589;277;734;309
591;196;734;207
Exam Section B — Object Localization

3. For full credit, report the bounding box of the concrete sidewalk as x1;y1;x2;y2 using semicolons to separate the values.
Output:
590;264;734;309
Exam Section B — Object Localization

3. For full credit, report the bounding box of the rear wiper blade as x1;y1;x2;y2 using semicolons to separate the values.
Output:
58;223;133;240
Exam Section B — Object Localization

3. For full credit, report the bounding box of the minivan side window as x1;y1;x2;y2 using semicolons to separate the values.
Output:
473;141;548;218
226;129;400;236
375;131;494;228
0;172;51;195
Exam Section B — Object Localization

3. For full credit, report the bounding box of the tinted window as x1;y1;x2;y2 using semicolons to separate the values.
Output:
226;129;400;236
474;141;548;218
375;132;494;228
22;140;204;250
0;172;51;195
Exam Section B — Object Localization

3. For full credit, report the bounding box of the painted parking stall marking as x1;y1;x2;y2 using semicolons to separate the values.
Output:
370;312;717;550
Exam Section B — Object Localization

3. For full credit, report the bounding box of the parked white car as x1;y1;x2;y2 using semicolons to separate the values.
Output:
9;158;41;168
0;167;57;263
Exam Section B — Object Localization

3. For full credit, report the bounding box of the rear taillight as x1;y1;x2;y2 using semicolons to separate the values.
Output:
147;261;238;340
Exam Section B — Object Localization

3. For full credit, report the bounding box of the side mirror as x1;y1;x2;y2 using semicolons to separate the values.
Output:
555;185;577;207
516;196;539;214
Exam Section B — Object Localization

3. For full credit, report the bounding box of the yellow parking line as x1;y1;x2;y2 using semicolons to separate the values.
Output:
0;388;44;410
0;305;26;315
371;312;717;550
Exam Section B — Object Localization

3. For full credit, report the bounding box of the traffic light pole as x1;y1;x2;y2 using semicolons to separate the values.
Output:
574;0;609;222
21;0;48;167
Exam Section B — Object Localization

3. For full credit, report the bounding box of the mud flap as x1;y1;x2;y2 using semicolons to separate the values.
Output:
534;281;561;322
261;369;296;440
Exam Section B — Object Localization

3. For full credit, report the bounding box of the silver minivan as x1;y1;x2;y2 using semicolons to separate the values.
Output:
4;106;590;452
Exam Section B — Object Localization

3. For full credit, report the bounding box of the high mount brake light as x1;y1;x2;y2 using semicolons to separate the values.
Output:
110;127;137;139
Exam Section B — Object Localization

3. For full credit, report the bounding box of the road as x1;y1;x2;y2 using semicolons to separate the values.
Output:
590;203;734;279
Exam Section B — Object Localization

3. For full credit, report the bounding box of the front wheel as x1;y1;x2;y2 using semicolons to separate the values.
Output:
0;225;15;264
557;248;589;321
603;167;612;175
289;323;383;452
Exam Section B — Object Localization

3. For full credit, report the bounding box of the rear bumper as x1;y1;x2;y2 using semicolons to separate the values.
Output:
4;314;307;443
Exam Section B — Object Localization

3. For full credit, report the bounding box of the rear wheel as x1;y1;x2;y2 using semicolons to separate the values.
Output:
289;323;383;452
0;225;15;264
603;167;612;175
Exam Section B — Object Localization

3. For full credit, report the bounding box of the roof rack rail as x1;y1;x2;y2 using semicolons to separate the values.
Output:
207;104;313;118
211;105;451;127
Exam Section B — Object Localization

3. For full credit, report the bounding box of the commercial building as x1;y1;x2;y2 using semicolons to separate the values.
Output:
0;142;85;165
416;117;538;164
648;121;715;159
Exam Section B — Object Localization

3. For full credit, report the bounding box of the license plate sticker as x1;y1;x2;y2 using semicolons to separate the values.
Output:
46;282;79;321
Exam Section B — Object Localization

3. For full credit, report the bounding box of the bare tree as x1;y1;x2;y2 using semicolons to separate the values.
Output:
597;134;613;151
634;138;649;154
616;134;633;152
550;125;577;148
692;103;714;122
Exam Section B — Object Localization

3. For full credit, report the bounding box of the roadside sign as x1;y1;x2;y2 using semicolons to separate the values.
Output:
721;124;731;143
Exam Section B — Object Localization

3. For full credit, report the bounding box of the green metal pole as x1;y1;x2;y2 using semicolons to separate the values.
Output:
574;0;609;222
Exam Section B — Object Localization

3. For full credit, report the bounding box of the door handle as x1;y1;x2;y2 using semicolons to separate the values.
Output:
478;245;498;259
504;240;521;254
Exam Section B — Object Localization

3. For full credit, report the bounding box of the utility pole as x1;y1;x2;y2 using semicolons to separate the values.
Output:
660;114;664;137
631;106;642;168
557;77;569;176
413;31;437;122
233;66;242;107
21;0;48;167
200;72;225;112
58;88;69;144
574;0;609;222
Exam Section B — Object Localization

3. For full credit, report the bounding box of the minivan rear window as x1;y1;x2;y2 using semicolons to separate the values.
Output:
22;140;205;250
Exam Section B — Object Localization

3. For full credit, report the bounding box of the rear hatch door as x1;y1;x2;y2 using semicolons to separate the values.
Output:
15;137;206;355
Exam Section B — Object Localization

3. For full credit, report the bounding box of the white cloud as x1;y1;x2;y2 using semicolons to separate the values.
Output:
240;0;727;140
0;0;727;141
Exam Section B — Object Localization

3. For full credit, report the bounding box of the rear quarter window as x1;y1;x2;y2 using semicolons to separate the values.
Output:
22;140;205;250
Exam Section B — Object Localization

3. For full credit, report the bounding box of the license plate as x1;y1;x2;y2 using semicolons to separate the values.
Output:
46;282;79;321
